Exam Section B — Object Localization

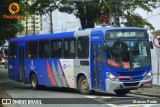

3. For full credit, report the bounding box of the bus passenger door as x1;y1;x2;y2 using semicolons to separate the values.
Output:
91;42;103;89
18;47;25;82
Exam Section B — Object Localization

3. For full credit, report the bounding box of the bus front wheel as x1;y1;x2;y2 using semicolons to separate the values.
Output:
30;73;38;90
114;89;130;96
78;75;91;94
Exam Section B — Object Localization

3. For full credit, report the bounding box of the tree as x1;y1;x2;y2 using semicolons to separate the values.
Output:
31;0;160;30
0;0;28;46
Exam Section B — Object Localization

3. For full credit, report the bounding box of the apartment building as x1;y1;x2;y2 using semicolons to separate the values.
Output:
18;0;42;36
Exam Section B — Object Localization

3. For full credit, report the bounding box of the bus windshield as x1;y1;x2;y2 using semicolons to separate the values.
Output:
106;34;151;69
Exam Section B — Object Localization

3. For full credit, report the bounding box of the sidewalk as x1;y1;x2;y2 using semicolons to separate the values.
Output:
130;85;160;97
0;89;12;107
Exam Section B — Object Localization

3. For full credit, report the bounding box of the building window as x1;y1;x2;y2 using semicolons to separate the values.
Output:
31;25;35;29
31;21;35;24
39;40;49;58
63;38;76;59
9;42;17;59
77;36;89;59
27;41;38;59
50;39;62;58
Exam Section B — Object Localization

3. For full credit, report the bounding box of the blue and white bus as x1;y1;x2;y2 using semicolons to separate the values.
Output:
8;27;152;96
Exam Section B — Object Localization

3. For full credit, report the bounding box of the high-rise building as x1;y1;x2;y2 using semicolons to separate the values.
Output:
18;0;42;36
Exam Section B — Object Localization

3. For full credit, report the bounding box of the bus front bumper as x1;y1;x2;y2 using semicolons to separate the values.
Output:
105;78;152;93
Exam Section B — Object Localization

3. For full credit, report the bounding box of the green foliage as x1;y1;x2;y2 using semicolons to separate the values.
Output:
0;0;28;46
31;0;160;29
122;12;154;30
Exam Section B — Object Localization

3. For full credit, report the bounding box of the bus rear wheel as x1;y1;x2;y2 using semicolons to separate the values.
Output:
78;75;91;94
114;89;130;96
30;73;38;90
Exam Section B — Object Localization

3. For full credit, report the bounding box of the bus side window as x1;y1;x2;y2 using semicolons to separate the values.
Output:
39;40;49;58
27;41;38;59
9;43;17;59
63;38;76;59
50;39;62;58
77;36;89;59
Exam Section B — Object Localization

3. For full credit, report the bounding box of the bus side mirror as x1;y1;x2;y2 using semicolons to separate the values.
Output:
150;41;153;49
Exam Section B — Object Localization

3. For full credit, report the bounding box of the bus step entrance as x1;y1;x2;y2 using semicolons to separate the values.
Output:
92;88;101;91
19;82;25;85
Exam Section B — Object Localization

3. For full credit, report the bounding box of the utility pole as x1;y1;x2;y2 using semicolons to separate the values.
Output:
114;0;120;27
84;3;87;29
101;0;112;26
26;18;28;35
50;8;53;34
157;48;160;92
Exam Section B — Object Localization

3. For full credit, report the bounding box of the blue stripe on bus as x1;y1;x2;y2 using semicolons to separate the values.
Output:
58;59;69;87
52;60;63;87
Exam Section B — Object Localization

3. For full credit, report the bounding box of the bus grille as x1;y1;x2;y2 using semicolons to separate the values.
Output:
117;71;144;76
123;82;139;87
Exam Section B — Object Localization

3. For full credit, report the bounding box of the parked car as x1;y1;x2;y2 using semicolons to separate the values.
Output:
0;46;8;68
4;60;8;69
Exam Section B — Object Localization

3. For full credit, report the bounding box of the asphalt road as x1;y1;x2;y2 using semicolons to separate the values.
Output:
0;65;160;107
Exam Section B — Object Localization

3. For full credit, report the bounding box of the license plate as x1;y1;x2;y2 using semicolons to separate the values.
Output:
144;82;152;88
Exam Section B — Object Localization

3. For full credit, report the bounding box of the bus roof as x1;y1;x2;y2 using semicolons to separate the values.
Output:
10;31;75;42
9;27;146;42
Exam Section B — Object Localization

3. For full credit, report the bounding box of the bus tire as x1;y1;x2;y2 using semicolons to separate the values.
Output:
78;75;91;95
30;73;39;90
114;89;130;96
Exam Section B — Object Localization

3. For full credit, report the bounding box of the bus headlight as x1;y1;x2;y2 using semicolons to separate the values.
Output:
106;72;119;81
144;71;152;80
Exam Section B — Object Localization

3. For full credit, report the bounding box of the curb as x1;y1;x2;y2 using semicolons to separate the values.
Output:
129;91;160;97
136;93;160;98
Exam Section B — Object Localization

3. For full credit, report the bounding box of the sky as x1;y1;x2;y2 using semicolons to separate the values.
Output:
41;7;160;34
41;10;81;34
135;7;160;32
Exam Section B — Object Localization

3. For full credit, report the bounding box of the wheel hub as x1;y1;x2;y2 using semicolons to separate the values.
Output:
81;79;89;90
31;76;36;87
